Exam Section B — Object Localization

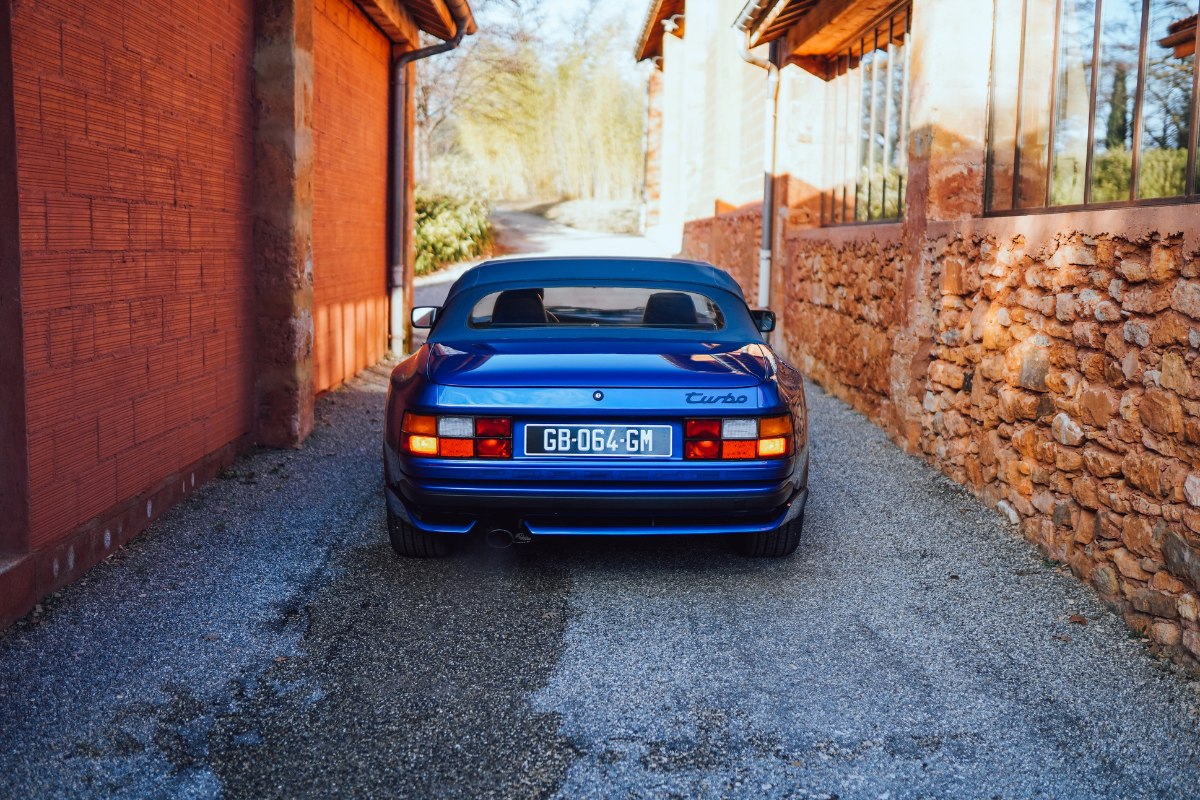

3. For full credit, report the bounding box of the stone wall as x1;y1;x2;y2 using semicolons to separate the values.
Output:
919;221;1200;664
680;205;762;297
685;207;1200;667
780;226;906;424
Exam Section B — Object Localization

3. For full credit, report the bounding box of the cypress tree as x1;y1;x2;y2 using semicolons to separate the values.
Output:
1105;66;1128;151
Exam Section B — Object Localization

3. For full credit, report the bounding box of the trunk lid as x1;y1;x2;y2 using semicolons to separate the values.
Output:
426;341;772;389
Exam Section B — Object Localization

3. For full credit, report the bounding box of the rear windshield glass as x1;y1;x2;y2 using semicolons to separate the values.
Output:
468;286;725;330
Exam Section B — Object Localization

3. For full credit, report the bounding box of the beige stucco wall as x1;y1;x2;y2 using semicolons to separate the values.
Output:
643;0;772;252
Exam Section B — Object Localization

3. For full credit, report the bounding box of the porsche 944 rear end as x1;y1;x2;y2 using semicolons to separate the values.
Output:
382;258;809;557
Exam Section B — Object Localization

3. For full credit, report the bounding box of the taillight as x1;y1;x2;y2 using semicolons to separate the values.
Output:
684;440;720;459
757;437;789;457
400;413;512;458
476;438;512;457
476;418;511;437
685;419;721;439
439;438;474;458
402;412;437;435
683;415;793;460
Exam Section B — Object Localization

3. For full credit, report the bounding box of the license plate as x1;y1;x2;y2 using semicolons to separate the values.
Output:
525;424;672;458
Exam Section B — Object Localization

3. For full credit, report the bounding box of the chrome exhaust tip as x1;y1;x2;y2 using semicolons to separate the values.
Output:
485;528;515;549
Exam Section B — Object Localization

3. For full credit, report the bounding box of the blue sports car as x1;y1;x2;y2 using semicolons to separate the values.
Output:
383;257;809;557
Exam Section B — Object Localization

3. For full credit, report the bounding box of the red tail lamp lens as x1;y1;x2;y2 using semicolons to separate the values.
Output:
721;440;757;459
439;438;474;458
402;413;437;435
476;438;512;458
475;418;511;437
685;419;721;439
684;440;720;459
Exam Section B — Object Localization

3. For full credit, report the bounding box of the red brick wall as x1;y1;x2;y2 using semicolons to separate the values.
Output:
11;0;255;550
312;0;389;393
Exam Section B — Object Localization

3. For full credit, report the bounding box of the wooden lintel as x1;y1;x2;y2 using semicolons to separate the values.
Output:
355;0;420;47
787;54;834;80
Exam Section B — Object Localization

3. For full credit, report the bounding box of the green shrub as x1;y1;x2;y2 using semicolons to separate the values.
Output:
414;190;493;276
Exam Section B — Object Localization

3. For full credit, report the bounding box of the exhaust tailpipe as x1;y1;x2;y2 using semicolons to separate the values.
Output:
485;528;514;549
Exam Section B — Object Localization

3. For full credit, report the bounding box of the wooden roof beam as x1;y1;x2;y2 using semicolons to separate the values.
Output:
784;0;902;57
356;0;420;47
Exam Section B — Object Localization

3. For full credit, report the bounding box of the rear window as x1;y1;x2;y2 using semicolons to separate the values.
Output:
468;286;725;330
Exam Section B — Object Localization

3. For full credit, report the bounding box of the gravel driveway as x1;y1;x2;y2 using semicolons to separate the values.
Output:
1;363;1198;800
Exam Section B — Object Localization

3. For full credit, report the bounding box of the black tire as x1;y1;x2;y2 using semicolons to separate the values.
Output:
388;508;455;558
739;510;803;557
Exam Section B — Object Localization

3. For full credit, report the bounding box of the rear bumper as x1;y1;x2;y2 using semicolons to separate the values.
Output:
397;475;794;513
385;479;806;536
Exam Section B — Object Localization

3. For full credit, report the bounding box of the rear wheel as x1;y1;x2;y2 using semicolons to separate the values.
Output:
740;511;803;558
388;508;455;558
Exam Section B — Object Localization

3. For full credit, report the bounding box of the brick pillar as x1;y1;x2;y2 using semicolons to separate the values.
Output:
888;0;993;451
252;0;315;448
0;0;36;627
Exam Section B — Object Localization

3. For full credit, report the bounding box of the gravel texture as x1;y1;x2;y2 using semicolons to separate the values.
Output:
1;366;1198;799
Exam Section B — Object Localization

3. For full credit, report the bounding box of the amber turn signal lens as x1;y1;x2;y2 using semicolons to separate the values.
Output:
757;436;790;457
476;438;512;457
439;438;474;458
721;440;756;459
759;415;792;438
404;434;438;455
685;419;721;439
684;440;720;459
475;418;511;437
402;412;437;435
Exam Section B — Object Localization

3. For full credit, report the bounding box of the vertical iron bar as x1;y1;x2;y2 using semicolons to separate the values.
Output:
851;41;866;221
1013;0;1030;208
840;55;849;221
1129;0;1150;200
898;7;910;216
1186;7;1199;194
844;55;854;221
882;15;896;217
1045;0;1064;207
1083;0;1103;204
984;0;1001;212
834;57;841;222
867;28;880;220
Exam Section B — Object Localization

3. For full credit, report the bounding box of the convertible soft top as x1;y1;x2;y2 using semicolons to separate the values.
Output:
442;257;747;304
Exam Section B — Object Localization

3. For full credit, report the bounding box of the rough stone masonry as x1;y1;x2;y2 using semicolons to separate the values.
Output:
778;224;1200;668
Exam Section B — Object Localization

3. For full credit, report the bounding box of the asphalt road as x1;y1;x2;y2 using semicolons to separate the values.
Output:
2;361;1199;800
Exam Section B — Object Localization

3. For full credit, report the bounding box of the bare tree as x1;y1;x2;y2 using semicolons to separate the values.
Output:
414;0;545;188
416;0;647;202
